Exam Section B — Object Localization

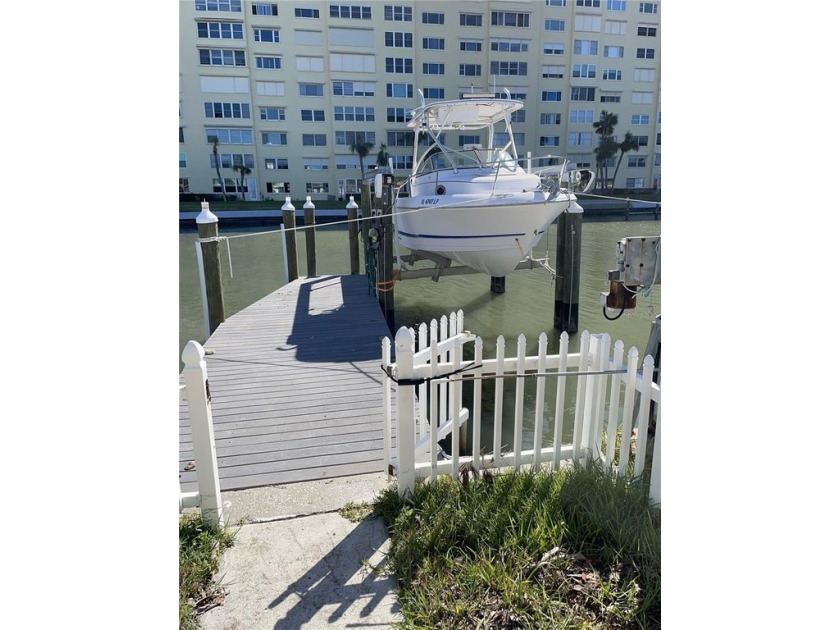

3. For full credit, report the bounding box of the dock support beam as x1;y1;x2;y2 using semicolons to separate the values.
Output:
554;206;583;333
196;201;226;338
282;204;299;282
490;276;506;294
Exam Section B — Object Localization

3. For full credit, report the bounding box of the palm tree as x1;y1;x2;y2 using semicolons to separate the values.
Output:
610;132;640;192
349;138;375;175
376;143;390;168
233;164;252;201
209;136;227;201
592;111;619;190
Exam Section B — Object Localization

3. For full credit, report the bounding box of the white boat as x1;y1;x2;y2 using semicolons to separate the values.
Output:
393;90;594;277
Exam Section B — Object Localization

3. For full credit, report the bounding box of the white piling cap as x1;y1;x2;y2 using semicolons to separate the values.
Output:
303;196;315;209
282;196;295;211
345;196;358;209
196;200;218;224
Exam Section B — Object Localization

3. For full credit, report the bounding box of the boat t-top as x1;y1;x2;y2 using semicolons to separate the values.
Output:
393;89;594;277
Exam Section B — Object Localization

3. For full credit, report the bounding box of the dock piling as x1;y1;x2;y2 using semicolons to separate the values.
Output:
196;201;226;337
282;198;299;282
554;206;582;333
346;196;360;274
304;196;316;276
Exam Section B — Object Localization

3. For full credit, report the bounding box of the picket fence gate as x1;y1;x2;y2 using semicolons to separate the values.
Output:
381;310;661;505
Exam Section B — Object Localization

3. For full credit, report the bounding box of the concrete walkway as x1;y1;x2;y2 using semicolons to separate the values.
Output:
200;472;401;630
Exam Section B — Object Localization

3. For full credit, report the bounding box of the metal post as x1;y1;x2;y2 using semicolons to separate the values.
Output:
196;201;226;337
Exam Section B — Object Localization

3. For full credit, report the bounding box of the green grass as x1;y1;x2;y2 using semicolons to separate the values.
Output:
339;500;374;522
179;513;237;630
373;463;660;629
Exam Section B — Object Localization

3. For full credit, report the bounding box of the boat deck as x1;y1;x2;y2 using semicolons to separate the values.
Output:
178;275;394;492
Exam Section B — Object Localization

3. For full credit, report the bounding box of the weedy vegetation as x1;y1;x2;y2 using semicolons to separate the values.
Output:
179;513;237;630
373;463;660;629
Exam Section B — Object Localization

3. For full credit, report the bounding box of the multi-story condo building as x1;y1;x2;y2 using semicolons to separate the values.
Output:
179;0;661;201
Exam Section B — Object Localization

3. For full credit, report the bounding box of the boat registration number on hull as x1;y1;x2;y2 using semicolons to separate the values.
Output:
420;198;440;205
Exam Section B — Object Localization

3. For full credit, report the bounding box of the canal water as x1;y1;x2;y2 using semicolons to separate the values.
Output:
179;215;661;451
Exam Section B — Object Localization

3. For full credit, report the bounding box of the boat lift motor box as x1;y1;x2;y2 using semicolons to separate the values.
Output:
600;236;661;312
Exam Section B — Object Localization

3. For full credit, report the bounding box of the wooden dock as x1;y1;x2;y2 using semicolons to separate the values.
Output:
179;274;393;492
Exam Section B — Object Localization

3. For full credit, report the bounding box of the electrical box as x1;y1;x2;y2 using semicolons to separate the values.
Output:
617;237;660;287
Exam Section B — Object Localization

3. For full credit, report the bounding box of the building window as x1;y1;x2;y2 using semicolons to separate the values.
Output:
631;91;654;104
574;40;598;55
423;37;445;50
600;91;621;103
384;5;412;21
329;4;372;19
204;102;251;119
628;156;646;167
195;1;242;12
543;42;565;55
205;128;253;144
491;38;529;53
386;57;413;73
574;15;601;32
631;114;650;125
386;107;412;122
391;155;413;169
569;110;593;123
255;55;282;69
179;152;187;168
545;19;565;31
301;109;326;121
254;28;280;42
542;65;565;78
577;0;600;6
261;132;287;145
294;7;320;18
634;68;655;82
603;69;621;80
256;80;284;95
460;13;482;26
639;2;657;14
459;135;481;146
252;3;278;15
259;107;285;120
510;110;525;123
422;12;444;24
386;82;414;98
303;158;329;170
299;83;324;96
539;136;561;147
541;113;562;125
638;25;657;36
180;127;185;143
656;132;661;145
541;91;562;102
387;131;414;146
334;106;374;121
461;40;482;52
625;178;644;188
265;158;289;169
306;182;329;193
333;81;374;96
460;64;482;76
604;45;624;58
654;153;660;166
567;132;592;146
424;87;444;99
266;181;290;193
604;20;626;34
631;135;649;147
570;87;595;101
546;0;567;6
302;134;327;146
180;177;190;193
491;11;531;27
199;48;246;66
606;0;625;10
572;64;596;78
492;133;524;147
386;32;413;47
636;48;655;59
423;63;444;75
197;22;243;39
335;131;375;145
491;61;526;76
211;153;255;168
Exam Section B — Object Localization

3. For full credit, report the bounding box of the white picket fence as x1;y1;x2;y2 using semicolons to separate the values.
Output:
381;310;661;504
179;340;224;525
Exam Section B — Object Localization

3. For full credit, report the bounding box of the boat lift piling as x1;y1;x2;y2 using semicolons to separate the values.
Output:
281;199;299;282
372;174;396;333
195;201;226;338
554;205;583;334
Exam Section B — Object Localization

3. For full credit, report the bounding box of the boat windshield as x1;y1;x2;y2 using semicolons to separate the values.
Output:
417;147;517;174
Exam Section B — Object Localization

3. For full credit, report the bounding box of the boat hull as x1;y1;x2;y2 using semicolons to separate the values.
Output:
394;192;574;276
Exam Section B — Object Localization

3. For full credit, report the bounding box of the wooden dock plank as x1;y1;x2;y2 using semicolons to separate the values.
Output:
179;274;396;492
